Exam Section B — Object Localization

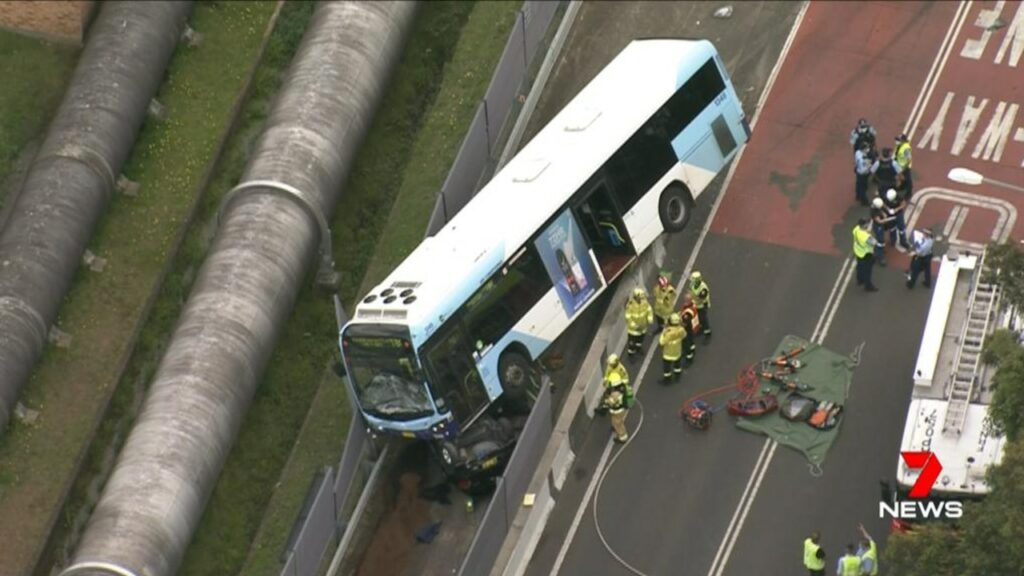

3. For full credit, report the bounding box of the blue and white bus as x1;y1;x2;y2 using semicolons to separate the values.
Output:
340;39;749;443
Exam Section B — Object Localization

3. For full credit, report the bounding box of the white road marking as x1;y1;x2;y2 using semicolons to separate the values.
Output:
909;1;974;140
550;3;813;574
710;3;975;575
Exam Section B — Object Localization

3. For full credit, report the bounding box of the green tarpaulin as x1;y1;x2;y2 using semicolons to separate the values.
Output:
734;335;857;471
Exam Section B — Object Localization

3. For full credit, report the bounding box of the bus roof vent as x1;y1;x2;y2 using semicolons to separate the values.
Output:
563;107;601;132
390;281;421;289
512;158;550;183
356;308;383;319
382;309;407;320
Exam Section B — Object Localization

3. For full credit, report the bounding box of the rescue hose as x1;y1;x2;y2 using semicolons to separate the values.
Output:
678;364;761;418
593;400;652;576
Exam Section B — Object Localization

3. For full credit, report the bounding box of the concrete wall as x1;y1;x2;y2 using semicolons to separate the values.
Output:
0;1;95;44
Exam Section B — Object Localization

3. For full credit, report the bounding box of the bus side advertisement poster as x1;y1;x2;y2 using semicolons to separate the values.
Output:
535;208;600;317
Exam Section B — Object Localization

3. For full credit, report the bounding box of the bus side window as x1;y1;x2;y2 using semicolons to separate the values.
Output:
603;59;725;212
463;246;551;350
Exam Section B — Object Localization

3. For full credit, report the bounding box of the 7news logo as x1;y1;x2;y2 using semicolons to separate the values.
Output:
879;451;964;520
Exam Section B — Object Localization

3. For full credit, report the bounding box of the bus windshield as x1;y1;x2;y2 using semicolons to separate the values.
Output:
342;324;433;421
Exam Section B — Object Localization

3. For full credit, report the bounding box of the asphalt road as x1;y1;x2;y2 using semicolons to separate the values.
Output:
525;1;1024;575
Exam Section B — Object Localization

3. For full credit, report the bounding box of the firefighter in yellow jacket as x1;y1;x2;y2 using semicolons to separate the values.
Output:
652;272;676;331
624;288;653;357
601;371;633;443
689;271;712;343
604;354;629;386
659;312;685;383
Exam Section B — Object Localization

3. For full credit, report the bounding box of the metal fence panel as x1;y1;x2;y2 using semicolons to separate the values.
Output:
522;1;559;65
333;415;367;509
483;15;526;152
459;480;510;576
294;468;338;576
424;194;448;238
439;103;489;219
502;383;553;502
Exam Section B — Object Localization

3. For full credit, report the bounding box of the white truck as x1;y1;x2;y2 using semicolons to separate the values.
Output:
896;250;1012;507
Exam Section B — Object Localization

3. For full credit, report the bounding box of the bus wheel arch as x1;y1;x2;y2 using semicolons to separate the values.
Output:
658;182;694;232
497;346;535;401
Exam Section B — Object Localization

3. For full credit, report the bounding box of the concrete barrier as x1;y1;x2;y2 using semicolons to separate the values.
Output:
490;235;667;576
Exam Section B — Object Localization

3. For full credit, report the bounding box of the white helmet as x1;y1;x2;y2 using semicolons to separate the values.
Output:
872;197;884;209
886;188;898;202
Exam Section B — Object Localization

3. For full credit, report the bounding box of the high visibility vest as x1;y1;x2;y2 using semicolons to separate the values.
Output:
690;280;711;309
680;304;700;334
659;326;684;360
861;540;878;576
852;226;872;259
803;538;825;570
895;140;912;169
625;298;653;335
653;284;676;320
604;363;629;386
840;554;861;576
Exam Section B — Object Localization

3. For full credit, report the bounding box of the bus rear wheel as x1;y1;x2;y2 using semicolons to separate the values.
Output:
659;184;694;232
498;351;534;401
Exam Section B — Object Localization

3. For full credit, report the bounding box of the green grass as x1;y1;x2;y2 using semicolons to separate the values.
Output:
29;3;314;575
359;0;524;295
179;2;506;573
0;4;277;575
239;369;349;575
0;31;78;210
229;3;526;574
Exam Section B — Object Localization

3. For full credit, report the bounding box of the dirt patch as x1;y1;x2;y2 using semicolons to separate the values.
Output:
0;1;92;44
356;473;434;576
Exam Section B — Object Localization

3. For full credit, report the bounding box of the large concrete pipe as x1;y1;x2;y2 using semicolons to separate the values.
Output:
0;1;193;432
59;3;416;575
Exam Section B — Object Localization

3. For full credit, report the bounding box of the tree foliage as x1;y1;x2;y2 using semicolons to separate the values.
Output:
985;240;1024;311
983;329;1024;441
883;522;965;576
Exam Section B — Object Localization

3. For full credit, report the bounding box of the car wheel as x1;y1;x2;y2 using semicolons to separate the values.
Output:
438;440;459;474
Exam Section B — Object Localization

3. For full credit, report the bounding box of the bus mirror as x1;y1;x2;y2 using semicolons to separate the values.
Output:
332;361;347;378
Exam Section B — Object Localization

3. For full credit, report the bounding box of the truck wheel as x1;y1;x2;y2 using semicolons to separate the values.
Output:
499;351;534;401
659;184;694;232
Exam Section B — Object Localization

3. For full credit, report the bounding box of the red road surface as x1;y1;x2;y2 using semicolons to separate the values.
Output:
714;1;1024;256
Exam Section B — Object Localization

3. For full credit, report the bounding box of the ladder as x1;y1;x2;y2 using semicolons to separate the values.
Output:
943;251;999;436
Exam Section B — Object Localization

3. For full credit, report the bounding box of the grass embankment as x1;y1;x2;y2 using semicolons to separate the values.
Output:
234;2;525;574
0;31;78;210
358;0;524;294
181;2;515;573
0;3;276;575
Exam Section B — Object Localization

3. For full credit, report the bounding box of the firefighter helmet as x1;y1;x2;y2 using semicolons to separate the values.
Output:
886;188;898;202
872;197;884;209
633;287;646;299
669;313;681;325
608;353;620;367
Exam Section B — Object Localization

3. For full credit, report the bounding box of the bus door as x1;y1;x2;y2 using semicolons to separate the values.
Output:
574;180;636;282
424;322;489;427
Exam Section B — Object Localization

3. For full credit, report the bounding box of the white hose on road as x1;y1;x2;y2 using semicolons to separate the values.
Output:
592;400;654;576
